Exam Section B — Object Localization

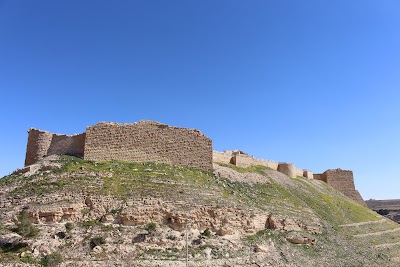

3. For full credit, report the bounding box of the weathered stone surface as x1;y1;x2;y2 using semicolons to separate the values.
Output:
12;166;30;175
286;233;316;245
84;121;212;170
303;170;314;179
314;169;366;206
265;214;322;234
25;129;85;166
254;244;269;253
0;233;25;247
277;163;296;178
24;121;213;170
28;203;85;223
92;246;103;254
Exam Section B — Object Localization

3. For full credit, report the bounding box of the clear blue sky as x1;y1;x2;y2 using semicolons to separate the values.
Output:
0;1;399;200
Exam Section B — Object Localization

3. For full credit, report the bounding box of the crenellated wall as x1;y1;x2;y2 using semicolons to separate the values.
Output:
213;151;279;170
230;155;279;170
83;121;213;170
23;122;365;206
213;151;305;178
212;151;365;205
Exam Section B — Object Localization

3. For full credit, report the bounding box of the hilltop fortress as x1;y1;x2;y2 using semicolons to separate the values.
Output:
24;120;366;206
25;121;212;170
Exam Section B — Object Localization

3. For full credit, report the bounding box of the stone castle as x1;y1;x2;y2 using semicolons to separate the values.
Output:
24;120;366;206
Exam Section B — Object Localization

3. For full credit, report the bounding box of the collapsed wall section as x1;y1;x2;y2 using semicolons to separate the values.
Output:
84;121;213;170
24;129;85;166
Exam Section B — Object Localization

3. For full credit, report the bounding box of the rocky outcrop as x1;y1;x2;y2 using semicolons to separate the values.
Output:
265;214;322;234
28;203;85;223
286;233;316;245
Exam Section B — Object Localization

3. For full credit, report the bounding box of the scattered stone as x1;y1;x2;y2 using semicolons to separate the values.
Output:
55;232;66;239
204;247;212;260
254;244;269;253
12;166;30;175
285;234;316;245
92;245;103;254
101;214;114;223
132;234;147;243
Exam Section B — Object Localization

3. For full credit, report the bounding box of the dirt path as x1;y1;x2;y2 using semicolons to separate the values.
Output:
353;227;400;238
339;219;386;228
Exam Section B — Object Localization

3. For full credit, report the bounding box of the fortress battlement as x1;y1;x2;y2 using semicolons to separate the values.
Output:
24;121;365;206
25;121;213;170
213;150;366;206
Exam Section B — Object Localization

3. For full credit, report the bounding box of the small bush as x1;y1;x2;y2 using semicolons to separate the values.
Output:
78;220;101;228
110;208;123;215
20;253;37;264
40;252;62;267
377;209;390;216
13;210;39;238
65;222;74;232
201;228;212;238
144;222;157;232
89;236;105;249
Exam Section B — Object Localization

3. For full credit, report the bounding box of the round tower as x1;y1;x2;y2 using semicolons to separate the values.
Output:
24;129;52;166
277;163;296;178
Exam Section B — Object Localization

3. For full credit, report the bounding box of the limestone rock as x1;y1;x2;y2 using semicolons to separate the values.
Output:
254;244;269;253
265;214;322;234
285;234;316;245
92;246;103;254
0;233;25;248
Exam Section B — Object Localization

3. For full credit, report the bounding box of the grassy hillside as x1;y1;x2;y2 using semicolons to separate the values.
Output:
1;156;399;266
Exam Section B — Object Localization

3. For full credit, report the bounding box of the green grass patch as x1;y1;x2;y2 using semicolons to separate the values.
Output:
216;163;271;175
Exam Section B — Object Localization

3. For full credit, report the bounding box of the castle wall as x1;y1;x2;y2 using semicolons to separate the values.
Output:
25;129;53;166
295;168;304;177
323;169;366;206
23;122;366;205
303;170;314;179
83;121;213;170
24;129;85;166
47;133;85;158
212;151;233;165
313;173;326;182
277;163;296;178
230;155;279;170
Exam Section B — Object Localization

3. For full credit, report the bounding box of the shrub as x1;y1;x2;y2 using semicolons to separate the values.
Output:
40;252;63;267
144;222;157;232
78;220;101;228
110;208;123;215
377;209;390;216
65;222;74;232
201;228;212;238
13;210;39;238
89;236;105;249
